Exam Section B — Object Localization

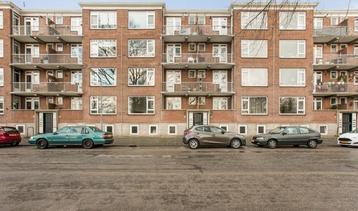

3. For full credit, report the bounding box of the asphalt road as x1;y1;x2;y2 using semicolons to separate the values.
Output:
0;142;357;211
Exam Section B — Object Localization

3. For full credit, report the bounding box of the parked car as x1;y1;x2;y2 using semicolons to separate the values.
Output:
337;129;358;147
183;125;246;149
28;126;114;149
252;126;322;149
0;126;21;147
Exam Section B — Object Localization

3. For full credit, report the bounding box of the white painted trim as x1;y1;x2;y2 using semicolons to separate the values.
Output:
130;125;139;136
238;125;248;135
168;125;177;135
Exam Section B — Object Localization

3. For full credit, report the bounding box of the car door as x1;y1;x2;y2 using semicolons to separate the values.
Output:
51;127;70;145
208;126;227;145
280;127;300;145
198;126;214;144
298;127;311;144
67;127;84;145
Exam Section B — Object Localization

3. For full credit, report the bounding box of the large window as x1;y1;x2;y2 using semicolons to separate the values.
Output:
279;40;306;58
241;40;268;58
0;96;3;114
90;96;116;114
0;11;3;29
279;68;305;87
241;96;267;115
279;12;306;30
280;97;305;115
213;97;228;110
90;40;117;57
355;18;358;32
241;68;268;86
128;11;155;29
0;39;3;57
314;18;323;30
0;68;3;86
241;11;267;29
25;97;39;110
71;97;83;110
128;96;155;114
128;68;155;86
166;97;181;110
90;11;117;29
128;40;155;57
90;68;116;86
313;97;322;111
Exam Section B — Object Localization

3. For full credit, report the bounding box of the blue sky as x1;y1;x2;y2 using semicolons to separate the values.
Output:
10;0;358;10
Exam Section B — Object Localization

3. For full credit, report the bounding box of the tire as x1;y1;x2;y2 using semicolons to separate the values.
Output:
307;140;318;149
188;139;199;149
37;139;48;149
267;139;277;149
82;139;94;149
230;139;242;149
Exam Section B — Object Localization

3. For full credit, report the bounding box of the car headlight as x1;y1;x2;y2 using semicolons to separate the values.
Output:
256;137;265;140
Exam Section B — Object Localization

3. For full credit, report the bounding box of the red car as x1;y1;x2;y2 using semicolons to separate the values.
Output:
0;127;21;146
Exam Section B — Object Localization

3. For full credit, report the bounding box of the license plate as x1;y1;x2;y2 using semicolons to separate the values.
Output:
340;141;349;144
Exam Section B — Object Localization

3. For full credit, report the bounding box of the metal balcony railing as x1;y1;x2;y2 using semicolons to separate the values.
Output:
163;53;233;64
314;26;350;37
314;54;358;65
12;54;82;65
164;25;232;36
12;25;82;36
12;82;83;94
163;82;234;93
313;83;358;94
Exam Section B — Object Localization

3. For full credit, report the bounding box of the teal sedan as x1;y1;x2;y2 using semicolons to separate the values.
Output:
29;126;114;149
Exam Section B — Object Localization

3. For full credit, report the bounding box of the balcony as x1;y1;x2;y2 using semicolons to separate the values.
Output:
162;53;234;69
11;25;82;43
11;82;83;96
163;25;233;42
314;26;358;43
314;54;358;70
11;54;83;70
313;83;358;96
162;82;234;96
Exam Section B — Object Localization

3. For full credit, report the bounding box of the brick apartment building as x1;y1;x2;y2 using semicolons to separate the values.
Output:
0;1;357;137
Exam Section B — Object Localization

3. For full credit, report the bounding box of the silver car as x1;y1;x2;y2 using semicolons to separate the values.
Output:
183;125;246;149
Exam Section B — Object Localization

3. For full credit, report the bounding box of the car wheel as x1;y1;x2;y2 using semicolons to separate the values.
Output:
267;139;277;149
230;139;242;149
82;139;94;149
307;140;318;149
188;139;199;149
37;139;48;149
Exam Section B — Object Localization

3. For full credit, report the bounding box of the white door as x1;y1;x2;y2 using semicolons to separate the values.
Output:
25;71;39;92
314;45;323;64
71;71;83;92
24;17;39;35
166;44;181;63
212;17;228;35
71;17;82;35
71;44;83;64
166;70;181;92
25;44;40;63
166;17;181;35
213;44;228;63
213;70;228;92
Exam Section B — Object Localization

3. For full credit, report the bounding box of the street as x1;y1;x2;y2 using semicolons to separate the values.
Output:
0;141;357;211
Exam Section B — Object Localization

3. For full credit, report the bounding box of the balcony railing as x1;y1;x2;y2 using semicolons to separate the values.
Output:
163;53;233;64
314;26;350;37
12;82;83;94
163;82;234;94
313;83;358;94
164;25;231;36
12;54;82;65
314;54;358;65
12;25;82;36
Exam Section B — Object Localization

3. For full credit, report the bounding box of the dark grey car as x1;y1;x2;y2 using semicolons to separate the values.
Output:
183;125;246;149
252;126;322;149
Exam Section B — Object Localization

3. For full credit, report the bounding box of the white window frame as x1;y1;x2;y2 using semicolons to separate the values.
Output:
330;71;338;79
128;39;155;57
354;100;358;110
90;96;117;115
90;11;117;29
354;71;358;85
16;125;25;135
0;11;3;29
149;125;158;135
0;39;3;58
128;11;155;29
330;97;337;106
241;96;268;115
241;11;268;30
279;12;306;30
55;16;63;25
340;97;347;105
90;68;117;87
56;43;63;52
257;125;266;134
57;97;63;105
166;97;181;110
313;97;323;111
319;125;328;135
314;18;323;30
90;40;117;58
355;18;358;32
56;70;63;79
71;97;83;110
0;68;3;86
168;125;177;135
241;40;268;58
220;125;228;131
213;97;229;110
188;70;196;79
128;68;155;86
130;125;139;135
279;68;306;87
198;43;206;52
103;124;114;134
128;96;155;115
279;97;305;115
0;96;4;115
279;40;306;58
354;45;358;57
238;125;248;135
188;43;196;52
241;68;268;86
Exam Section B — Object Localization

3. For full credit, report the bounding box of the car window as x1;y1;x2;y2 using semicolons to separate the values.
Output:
81;127;90;134
210;126;223;134
299;127;310;134
70;127;82;134
284;127;298;135
203;126;211;132
57;127;70;134
269;127;285;134
89;126;104;133
195;127;204;132
2;127;18;133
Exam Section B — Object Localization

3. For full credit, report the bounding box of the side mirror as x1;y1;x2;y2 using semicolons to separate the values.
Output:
281;132;287;136
53;132;58;135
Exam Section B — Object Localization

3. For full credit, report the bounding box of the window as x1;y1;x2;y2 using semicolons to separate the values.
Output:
330;71;337;79
55;16;63;25
56;43;63;52
188;15;196;25
90;96;116;114
280;97;305;115
188;43;196;52
241;96;267;115
198;97;205;105
189;97;197;105
56;70;63;79
241;40;268;58
239;125;247;135
130;125;139;135
241;68;268;86
57;97;63;105
168;125;177;135
104;125;114;133
197;15;205;25
220;125;228;131
197;70;206;79
128;68;155;86
0;11;3;29
330;17;340;26
25;97;39;110
71;97;82;110
330;97;337;106
279;68;305;86
149;125;158;135
198;43;206;52
128;11;155;29
0;96;3;114
314;18;323;29
90;68;116;86
0;68;3;86
354;72;358;85
166;97;181;110
279;40;305;58
188;70;196;78
90;11;117;29
313;98;322;111
279;12;306;30
0;39;3;57
241;11;267;29
319;125;328;135
354;100;358;110
16;125;25;134
354;46;358;57
213;97;228;110
128;96;155;114
340;97;347;105
128;40;155;57
257;125;266;134
355;18;358;32
90;40;117;57
330;44;338;53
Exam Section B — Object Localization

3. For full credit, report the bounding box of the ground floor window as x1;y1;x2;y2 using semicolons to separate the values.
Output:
257;125;266;134
213;97;228;110
104;125;114;133
280;97;305;115
241;96;267;115
90;96;116;114
130;125;139;135
239;125;247;135
128;96;155;114
319;125;328;135
149;125;158;135
166;97;181;110
220;125;228;131
168;125;177;135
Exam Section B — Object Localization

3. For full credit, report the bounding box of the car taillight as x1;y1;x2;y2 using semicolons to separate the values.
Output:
103;134;112;139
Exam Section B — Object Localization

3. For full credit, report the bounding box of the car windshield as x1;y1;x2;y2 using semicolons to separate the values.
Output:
89;126;104;133
269;127;285;134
